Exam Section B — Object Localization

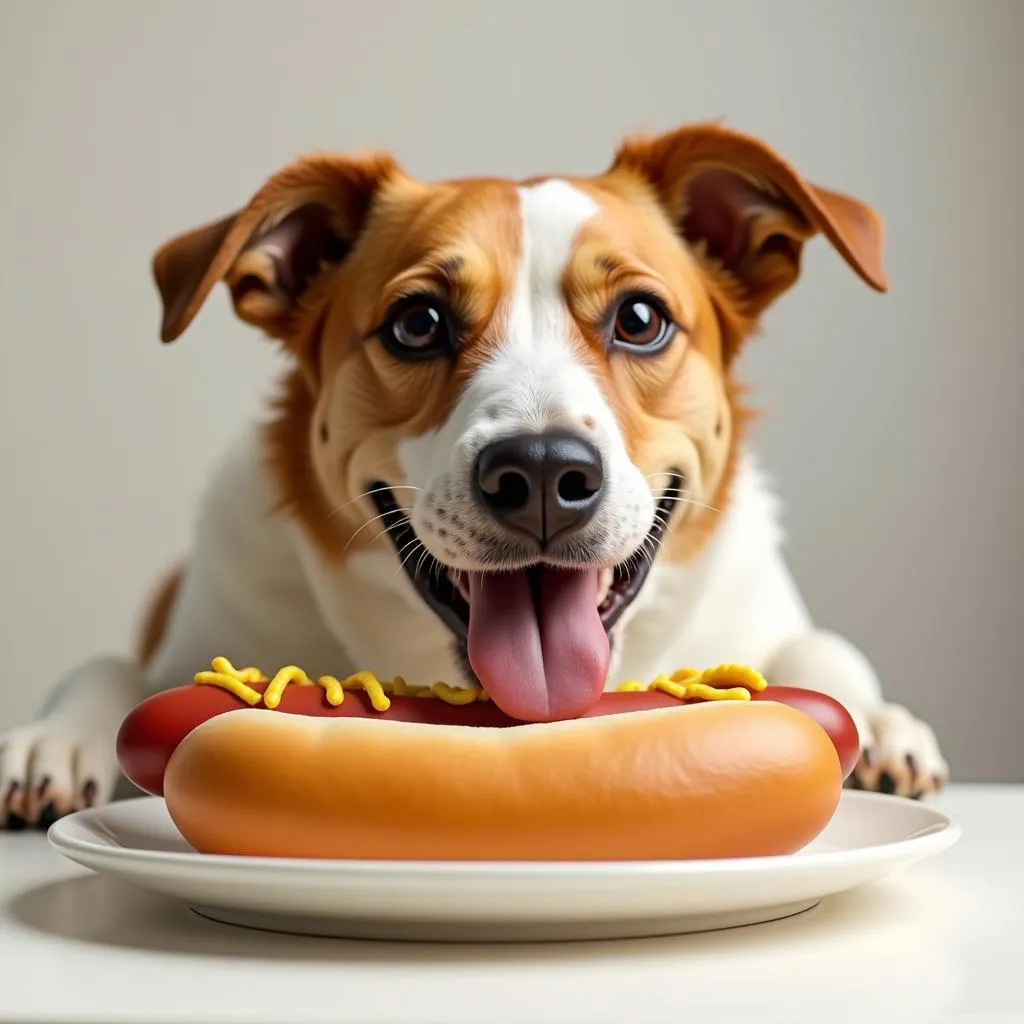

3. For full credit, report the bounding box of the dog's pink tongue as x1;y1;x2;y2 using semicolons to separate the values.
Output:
466;568;609;722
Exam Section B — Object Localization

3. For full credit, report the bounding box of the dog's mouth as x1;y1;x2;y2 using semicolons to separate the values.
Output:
368;473;683;723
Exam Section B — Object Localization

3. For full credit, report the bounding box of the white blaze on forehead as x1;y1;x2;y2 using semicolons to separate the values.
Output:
476;178;608;433
509;179;599;355
398;178;607;484
395;176;655;570
398;176;639;518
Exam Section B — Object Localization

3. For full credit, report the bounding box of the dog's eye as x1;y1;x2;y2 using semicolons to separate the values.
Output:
380;298;452;359
612;297;675;353
393;304;443;348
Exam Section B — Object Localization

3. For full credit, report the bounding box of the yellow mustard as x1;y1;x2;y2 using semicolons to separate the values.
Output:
194;657;768;710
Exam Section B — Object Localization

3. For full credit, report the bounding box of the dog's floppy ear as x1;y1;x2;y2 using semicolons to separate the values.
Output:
152;152;400;343
612;123;888;320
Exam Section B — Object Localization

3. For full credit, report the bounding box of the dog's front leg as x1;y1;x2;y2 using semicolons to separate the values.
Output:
765;630;949;799
0;656;146;829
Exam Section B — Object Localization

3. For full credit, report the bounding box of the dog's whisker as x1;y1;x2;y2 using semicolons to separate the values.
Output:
341;507;415;556
640;532;665;568
326;485;423;521
370;515;427;550
394;546;426;580
644;532;664;557
657;494;721;514
371;514;416;539
393;536;425;577
397;528;430;568
621;548;643;579
395;535;421;560
645;523;667;547
347;506;411;535
640;474;718;514
398;535;422;563
431;558;446;587
644;472;685;489
413;546;432;582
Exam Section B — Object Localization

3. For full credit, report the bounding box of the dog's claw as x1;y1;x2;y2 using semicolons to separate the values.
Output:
3;782;26;823
36;802;58;830
847;703;947;800
81;778;98;808
1;656;140;829
1;721;120;829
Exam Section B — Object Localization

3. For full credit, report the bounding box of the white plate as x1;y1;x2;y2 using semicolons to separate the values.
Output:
48;792;959;942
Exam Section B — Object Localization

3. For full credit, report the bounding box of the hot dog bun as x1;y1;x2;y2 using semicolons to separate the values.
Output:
163;700;843;861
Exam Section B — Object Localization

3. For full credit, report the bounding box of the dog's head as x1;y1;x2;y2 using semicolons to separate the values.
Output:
153;123;886;722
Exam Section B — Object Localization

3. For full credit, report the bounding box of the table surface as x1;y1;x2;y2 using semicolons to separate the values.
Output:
0;784;1020;1024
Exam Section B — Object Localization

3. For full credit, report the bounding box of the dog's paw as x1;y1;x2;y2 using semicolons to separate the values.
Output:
0;719;118;830
848;703;948;799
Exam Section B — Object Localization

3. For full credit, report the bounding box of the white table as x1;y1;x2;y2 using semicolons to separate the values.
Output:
0;784;1019;1023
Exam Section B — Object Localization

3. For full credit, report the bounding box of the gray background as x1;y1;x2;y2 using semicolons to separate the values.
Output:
1;0;1021;781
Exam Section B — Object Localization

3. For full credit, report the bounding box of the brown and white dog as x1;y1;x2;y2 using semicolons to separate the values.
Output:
1;122;947;829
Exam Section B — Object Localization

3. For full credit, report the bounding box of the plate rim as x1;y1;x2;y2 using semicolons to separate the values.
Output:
47;791;962;880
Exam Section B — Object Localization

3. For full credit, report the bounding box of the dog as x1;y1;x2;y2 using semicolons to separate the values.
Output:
0;122;948;830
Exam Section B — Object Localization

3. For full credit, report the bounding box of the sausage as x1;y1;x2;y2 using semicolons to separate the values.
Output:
117;678;860;797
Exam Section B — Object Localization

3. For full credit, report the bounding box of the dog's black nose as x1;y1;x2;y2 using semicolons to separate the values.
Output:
475;432;604;544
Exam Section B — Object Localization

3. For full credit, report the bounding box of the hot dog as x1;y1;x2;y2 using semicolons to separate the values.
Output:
116;659;859;862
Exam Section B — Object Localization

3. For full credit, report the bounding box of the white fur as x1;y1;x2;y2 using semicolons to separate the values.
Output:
398;180;654;571
1;183;947;825
0;426;947;824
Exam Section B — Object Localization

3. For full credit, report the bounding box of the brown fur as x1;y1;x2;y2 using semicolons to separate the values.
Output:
136;566;183;664
149;123;886;616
